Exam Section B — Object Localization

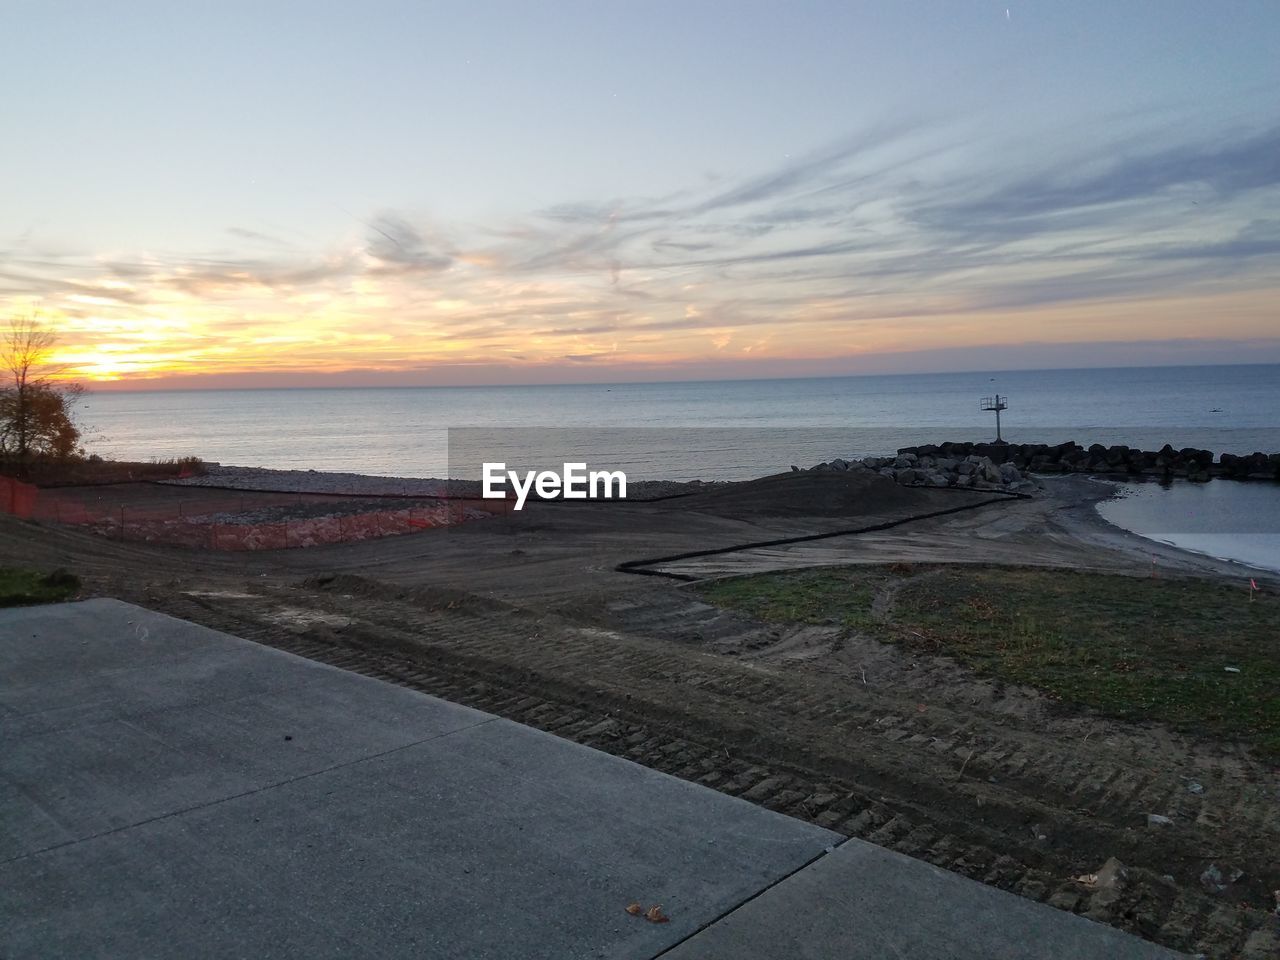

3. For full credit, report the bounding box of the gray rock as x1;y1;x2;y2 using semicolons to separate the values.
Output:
1083;857;1128;920
1198;863;1240;894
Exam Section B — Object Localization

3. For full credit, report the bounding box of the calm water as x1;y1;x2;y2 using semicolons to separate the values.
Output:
82;364;1280;478
1096;480;1280;574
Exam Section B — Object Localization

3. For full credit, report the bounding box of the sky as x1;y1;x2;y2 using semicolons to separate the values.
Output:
2;0;1279;389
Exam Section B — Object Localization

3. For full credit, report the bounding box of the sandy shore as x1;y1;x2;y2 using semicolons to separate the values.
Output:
162;464;723;500
162;465;457;496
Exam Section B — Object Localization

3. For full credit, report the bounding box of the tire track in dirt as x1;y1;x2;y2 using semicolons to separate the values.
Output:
139;577;1278;958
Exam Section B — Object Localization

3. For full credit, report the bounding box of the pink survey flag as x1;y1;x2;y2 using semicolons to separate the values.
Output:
1250;579;1258;590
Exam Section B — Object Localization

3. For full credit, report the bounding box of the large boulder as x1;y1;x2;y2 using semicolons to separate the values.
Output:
973;442;1012;464
1028;455;1063;473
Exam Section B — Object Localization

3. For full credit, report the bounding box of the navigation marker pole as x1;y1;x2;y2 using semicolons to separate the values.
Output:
980;394;1008;443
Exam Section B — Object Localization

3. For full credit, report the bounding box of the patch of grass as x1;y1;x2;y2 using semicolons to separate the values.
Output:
694;564;1280;757
698;567;889;631
0;567;80;607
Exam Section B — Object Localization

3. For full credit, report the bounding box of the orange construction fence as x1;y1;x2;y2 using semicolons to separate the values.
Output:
95;500;506;551
1;480;510;551
0;476;39;518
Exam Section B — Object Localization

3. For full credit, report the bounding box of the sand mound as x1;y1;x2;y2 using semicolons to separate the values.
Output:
674;470;923;519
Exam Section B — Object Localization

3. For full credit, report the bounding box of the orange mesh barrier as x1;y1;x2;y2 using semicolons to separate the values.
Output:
0;476;39;518
4;481;510;551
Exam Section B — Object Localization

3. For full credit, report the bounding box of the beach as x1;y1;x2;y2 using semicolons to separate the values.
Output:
158;463;715;501
150;454;1280;574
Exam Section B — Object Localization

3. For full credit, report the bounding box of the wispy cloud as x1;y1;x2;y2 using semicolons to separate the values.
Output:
7;112;1280;383
363;213;453;274
923;124;1280;229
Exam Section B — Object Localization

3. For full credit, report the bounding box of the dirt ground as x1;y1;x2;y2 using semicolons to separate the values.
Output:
3;470;1278;957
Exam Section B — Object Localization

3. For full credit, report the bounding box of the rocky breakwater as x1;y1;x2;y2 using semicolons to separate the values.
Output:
801;451;1039;494
894;441;1280;483
801;440;1280;494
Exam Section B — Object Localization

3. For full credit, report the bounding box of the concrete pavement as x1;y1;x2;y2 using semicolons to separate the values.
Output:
664;838;1184;959
1;599;1185;958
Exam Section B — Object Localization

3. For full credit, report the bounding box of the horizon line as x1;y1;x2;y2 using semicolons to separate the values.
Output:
75;358;1280;394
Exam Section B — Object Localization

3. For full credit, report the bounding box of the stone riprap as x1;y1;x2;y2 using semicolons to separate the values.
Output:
803;440;1280;491
801;450;1038;494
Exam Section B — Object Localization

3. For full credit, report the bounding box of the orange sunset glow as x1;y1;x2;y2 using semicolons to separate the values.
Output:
13;260;1280;390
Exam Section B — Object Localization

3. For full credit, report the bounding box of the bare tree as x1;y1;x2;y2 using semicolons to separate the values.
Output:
0;313;84;466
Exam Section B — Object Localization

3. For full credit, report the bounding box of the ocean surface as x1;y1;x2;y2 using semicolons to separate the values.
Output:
79;363;1280;572
82;364;1280;478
